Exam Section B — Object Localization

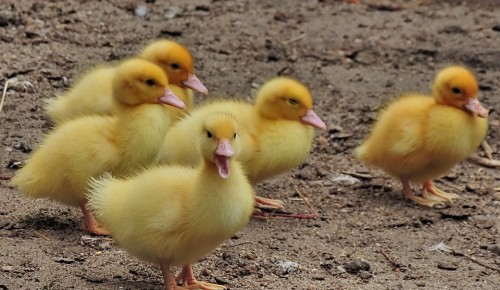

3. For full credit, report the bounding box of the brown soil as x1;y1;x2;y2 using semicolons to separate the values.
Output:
1;0;499;289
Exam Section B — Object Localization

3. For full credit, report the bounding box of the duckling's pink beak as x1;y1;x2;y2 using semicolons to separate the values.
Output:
301;109;327;130
214;139;234;179
464;98;488;118
159;88;186;109
183;73;208;95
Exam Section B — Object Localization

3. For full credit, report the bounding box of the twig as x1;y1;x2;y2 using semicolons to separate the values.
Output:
33;231;51;241
294;186;319;218
467;155;500;168
380;249;401;271
226;241;256;248
481;141;493;160
0;175;12;180
452;250;500;273
341;171;373;180
0;79;11;113
282;33;306;46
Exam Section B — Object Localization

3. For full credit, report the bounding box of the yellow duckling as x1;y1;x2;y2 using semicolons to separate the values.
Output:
356;66;488;207
11;59;186;235
157;77;327;210
44;39;207;124
87;113;254;290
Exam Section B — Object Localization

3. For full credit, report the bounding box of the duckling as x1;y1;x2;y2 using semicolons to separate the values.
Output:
11;59;186;235
356;66;488;207
44;39;206;124
87;113;254;290
157;77;326;211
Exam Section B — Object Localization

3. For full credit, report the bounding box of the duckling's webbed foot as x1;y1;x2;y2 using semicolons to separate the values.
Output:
422;181;459;203
177;265;226;290
254;195;285;210
80;203;111;236
401;179;444;207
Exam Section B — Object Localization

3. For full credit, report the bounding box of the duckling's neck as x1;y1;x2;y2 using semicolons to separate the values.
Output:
194;158;253;218
255;102;277;120
113;102;171;175
432;87;447;105
197;159;243;191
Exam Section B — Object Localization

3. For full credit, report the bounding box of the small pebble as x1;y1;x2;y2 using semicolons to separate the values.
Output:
135;5;148;17
331;174;361;185
1;266;14;272
437;261;458;271
359;270;372;280
492;192;500;201
242;251;257;260
276;260;299;274
164;7;183;19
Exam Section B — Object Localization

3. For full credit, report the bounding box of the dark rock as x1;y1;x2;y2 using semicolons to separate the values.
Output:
214;276;230;285
25;31;39;38
344;259;370;273
54;257;75;264
7;160;23;170
486;244;500;255
195;4;210;12
492;24;500;32
0;15;8;27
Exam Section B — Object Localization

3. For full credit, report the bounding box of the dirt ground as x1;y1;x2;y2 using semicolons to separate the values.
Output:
1;0;499;289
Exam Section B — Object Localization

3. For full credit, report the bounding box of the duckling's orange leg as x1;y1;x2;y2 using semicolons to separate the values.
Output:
161;262;187;290
422;180;459;203
80;203;110;236
254;195;285;210
401;179;444;207
176;264;226;290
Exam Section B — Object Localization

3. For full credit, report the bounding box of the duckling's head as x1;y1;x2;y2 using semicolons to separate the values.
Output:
112;59;186;109
433;66;488;118
255;77;327;130
198;113;240;179
139;39;208;95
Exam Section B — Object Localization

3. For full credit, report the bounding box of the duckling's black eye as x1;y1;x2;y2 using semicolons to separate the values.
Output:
233;133;237;139
207;131;213;138
288;98;299;105
146;79;155;87
171;63;180;70
451;87;462;95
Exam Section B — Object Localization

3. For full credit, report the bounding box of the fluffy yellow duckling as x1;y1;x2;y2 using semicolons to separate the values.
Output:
44;39;207;124
157;77;327;210
87;113;254;290
11;59;186;235
356;66;488;207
